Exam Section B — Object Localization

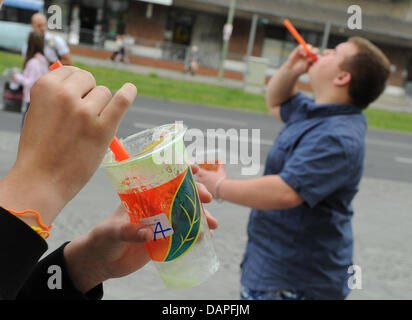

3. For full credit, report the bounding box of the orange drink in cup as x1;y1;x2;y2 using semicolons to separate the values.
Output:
198;160;220;171
102;123;219;289
195;149;223;172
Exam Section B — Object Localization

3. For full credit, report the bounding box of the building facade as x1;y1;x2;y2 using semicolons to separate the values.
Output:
41;0;412;90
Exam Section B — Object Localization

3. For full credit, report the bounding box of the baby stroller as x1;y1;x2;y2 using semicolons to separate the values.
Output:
2;69;23;113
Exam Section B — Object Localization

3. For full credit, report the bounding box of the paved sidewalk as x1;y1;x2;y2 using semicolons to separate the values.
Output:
1;125;411;300
73;55;244;90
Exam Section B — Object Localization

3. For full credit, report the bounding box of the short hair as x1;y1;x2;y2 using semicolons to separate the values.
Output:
340;37;391;109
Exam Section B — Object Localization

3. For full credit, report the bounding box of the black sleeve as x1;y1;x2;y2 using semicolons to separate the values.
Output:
16;242;103;300
0;207;48;299
0;207;103;300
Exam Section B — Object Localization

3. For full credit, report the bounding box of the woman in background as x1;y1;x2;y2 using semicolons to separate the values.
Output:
13;31;49;129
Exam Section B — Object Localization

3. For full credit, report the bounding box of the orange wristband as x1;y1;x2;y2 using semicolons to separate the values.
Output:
5;207;52;239
30;226;50;239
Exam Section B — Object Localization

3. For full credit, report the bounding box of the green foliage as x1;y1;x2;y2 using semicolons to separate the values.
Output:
0;50;22;73
364;108;412;134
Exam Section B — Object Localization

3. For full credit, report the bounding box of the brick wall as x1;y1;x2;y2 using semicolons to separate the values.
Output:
125;2;168;43
380;45;408;87
69;45;244;81
228;18;265;58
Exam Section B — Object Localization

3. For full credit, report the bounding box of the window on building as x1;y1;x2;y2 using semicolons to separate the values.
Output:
328;34;348;49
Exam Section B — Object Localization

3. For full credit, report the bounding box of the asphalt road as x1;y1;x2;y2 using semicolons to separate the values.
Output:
124;96;412;183
1;94;412;300
1;76;412;183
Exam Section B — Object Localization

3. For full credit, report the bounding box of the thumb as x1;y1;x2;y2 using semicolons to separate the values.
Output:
217;162;226;174
118;222;153;243
190;163;200;175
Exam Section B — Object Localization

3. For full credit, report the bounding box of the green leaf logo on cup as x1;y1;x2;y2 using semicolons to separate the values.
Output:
165;169;202;261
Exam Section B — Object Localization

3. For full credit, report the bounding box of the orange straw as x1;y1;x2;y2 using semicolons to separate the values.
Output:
50;60;131;162
50;60;63;70
284;19;318;62
110;137;130;161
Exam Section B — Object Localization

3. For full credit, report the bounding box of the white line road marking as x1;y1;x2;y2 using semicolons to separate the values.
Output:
131;107;247;126
133;122;274;146
366;138;412;150
133;123;411;150
133;122;156;129
395;157;412;165
203;131;273;146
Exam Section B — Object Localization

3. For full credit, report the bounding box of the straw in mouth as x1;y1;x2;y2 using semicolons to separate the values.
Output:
284;19;318;62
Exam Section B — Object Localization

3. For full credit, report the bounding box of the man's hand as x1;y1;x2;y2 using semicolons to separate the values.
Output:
266;44;319;121
0;66;137;226
63;165;218;294
284;44;320;76
195;164;227;198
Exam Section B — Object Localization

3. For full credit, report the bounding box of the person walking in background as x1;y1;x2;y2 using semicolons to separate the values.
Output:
184;46;199;76
110;34;129;63
110;35;122;62
23;13;72;66
118;34;130;63
13;31;49;129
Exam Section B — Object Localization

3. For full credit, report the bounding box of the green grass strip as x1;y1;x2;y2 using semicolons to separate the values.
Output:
1;50;411;133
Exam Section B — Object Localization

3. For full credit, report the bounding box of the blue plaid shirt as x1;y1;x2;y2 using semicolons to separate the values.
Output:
241;93;367;299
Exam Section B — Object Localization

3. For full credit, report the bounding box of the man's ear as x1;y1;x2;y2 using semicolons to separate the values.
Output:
333;71;351;87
